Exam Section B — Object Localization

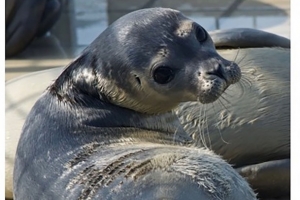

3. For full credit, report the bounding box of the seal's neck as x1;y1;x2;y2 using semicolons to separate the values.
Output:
48;53;109;105
47;54;192;145
72;100;192;144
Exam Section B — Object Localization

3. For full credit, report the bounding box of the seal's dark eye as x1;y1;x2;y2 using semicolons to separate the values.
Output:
153;66;175;84
194;24;207;42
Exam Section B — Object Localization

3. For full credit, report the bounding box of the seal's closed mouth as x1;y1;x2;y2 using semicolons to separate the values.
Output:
197;61;240;104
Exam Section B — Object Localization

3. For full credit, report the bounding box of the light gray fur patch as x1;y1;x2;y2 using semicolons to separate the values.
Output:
175;20;193;38
63;144;256;200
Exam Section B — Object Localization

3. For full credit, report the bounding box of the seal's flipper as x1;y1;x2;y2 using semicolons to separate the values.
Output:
209;28;290;49
236;159;290;199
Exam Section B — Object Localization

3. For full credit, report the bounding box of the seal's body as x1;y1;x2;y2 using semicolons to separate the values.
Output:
6;0;63;57
177;48;290;166
13;8;256;200
176;48;290;199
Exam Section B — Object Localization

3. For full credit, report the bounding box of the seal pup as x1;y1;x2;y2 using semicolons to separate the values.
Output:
6;48;289;200
176;29;290;199
13;8;256;200
5;68;64;199
7;29;289;199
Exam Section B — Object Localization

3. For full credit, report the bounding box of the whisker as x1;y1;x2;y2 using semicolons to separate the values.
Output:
219;95;233;107
198;100;206;148
217;97;230;113
195;97;210;149
211;103;230;144
238;60;253;68
234;81;246;99
236;50;247;66
240;75;253;88
222;89;234;98
217;124;230;144
233;47;240;64
172;123;179;145
204;103;212;149
201;104;209;149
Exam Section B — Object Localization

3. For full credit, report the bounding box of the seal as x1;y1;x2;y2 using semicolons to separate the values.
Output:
176;30;290;199
6;30;289;199
6;68;64;199
6;48;289;200
13;8;256;200
6;0;63;57
209;28;290;49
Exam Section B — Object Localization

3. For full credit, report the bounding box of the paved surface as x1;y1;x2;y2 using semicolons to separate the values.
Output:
5;0;290;81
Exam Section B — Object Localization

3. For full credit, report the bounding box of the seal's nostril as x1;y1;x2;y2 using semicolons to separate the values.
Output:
206;64;225;80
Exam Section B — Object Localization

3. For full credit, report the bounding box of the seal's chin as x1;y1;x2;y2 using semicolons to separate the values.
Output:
197;77;229;104
198;90;223;104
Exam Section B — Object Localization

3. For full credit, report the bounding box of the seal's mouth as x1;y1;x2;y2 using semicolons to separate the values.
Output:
197;60;241;104
198;78;227;104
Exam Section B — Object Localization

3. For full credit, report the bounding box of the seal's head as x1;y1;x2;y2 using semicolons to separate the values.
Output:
50;8;241;114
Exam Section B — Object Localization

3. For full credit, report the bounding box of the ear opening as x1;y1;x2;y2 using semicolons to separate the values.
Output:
134;74;141;85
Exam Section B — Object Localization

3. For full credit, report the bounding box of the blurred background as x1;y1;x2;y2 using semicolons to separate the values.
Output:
5;0;290;81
